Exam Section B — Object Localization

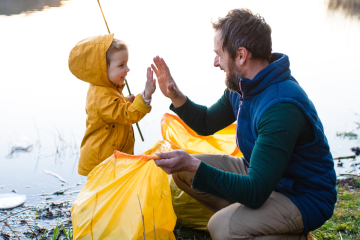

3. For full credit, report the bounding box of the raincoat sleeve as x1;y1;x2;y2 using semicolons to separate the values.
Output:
98;93;151;125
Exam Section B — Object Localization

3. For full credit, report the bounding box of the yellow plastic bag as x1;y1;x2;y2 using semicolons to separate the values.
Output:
169;178;214;231
161;113;242;157
161;113;242;231
71;143;177;240
71;113;242;238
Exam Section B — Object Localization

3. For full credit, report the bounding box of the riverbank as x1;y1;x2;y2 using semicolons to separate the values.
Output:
1;177;359;239
182;177;360;240
312;176;360;240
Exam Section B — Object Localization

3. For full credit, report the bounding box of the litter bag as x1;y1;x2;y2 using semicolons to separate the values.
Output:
161;113;242;157
161;113;242;230
71;142;177;240
169;178;214;231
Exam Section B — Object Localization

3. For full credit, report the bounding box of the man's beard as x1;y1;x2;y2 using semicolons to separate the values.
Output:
225;61;242;92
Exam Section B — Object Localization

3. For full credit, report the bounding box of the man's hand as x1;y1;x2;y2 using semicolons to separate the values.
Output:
154;150;201;175
151;56;186;107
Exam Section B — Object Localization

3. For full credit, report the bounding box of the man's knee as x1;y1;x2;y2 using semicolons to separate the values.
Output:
208;203;241;240
208;205;307;240
172;172;193;191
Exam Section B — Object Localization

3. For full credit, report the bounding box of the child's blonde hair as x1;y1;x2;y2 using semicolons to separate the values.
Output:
106;39;128;66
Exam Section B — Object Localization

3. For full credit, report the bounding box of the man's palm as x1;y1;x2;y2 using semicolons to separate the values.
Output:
151;56;178;99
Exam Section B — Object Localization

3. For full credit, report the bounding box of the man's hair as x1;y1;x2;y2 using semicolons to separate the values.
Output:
106;39;128;66
212;9;272;61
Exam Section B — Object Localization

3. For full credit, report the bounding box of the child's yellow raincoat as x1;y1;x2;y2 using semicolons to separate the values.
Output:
69;34;151;176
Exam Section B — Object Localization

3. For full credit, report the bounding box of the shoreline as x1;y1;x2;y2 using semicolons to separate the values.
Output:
1;177;359;239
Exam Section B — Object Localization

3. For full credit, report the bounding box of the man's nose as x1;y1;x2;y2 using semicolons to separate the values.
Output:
214;56;219;67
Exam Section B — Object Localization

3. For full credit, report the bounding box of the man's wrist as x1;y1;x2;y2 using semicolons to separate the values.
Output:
188;157;201;175
171;92;187;108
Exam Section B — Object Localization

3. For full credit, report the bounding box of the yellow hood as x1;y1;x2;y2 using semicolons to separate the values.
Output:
72;35;153;176
69;34;115;89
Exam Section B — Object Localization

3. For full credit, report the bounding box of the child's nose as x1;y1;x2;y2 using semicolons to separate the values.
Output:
126;67;130;72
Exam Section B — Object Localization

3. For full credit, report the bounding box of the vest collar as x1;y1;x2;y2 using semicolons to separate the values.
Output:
239;53;291;97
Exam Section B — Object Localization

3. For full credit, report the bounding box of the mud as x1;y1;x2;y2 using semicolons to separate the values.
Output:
337;176;360;190
0;200;73;239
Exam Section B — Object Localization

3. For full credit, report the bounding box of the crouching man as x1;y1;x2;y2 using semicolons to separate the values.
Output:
152;8;336;240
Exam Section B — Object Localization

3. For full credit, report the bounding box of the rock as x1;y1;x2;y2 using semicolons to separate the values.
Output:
0;230;10;239
351;146;360;156
0;193;26;209
337;176;360;189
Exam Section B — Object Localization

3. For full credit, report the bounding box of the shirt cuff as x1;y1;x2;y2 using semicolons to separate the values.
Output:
191;161;208;189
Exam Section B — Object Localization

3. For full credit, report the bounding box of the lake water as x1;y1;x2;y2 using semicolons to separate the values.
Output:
0;0;359;208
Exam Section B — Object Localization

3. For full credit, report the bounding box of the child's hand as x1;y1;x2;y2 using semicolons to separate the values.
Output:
144;67;156;100
127;94;135;103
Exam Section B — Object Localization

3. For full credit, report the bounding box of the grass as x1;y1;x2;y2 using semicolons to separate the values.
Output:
174;225;211;240
22;218;72;240
27;223;209;240
312;185;360;240
20;179;360;239
174;183;360;240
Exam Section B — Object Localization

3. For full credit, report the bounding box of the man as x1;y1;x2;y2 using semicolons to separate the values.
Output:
151;9;336;240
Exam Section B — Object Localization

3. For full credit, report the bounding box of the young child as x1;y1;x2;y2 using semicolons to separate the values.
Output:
69;34;156;176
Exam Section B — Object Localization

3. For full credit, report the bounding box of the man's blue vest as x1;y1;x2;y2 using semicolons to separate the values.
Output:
229;53;337;233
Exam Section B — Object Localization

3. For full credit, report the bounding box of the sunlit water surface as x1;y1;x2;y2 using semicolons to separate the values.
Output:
0;0;359;209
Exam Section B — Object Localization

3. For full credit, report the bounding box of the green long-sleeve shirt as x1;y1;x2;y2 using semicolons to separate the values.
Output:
170;89;314;209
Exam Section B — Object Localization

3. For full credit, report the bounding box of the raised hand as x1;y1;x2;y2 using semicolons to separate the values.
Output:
144;67;156;100
151;56;186;107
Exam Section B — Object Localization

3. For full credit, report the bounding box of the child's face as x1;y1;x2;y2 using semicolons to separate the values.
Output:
107;50;130;86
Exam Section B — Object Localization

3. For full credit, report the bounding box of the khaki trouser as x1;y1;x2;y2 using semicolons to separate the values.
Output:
173;154;306;240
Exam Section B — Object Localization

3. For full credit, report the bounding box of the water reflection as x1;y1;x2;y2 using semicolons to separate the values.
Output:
328;0;360;19
0;0;359;211
0;0;69;16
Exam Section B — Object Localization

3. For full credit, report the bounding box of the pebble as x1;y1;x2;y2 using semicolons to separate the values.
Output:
350;147;360;155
